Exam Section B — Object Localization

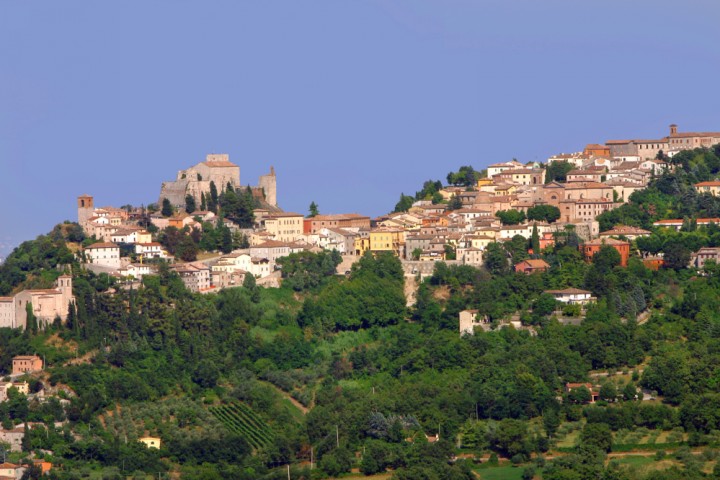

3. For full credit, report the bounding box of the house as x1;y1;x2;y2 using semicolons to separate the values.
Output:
140;436;162;449
135;242;168;259
0;461;25;477
369;228;406;257
303;214;371;234
32;460;52;476
581;238;631;267
653;218;720;231
84;242;121;269
544;288;595;305
118;263;156;280
599;225;651;241
539;232;555;250
565;383;600;403
171;262;211;293
0;382;29;402
514;259;550;274
262;213;304;242
694;247;720;269
12;355;43;375
459;310;490;336
695;181;720;196
583;144;611;158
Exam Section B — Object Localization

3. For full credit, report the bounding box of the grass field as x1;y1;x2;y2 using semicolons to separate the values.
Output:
475;465;531;480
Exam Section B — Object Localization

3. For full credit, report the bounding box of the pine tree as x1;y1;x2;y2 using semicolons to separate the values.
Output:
185;195;197;214
308;201;319;217
161;198;174;217
208;181;219;213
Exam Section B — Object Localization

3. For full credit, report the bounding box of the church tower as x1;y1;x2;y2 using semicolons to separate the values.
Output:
77;194;94;225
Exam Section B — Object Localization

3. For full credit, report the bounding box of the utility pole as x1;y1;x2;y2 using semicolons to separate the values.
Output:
310;447;314;470
287;464;290;480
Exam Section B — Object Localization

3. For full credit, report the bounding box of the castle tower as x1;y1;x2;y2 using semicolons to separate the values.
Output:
670;124;678;136
258;167;277;207
77;194;94;225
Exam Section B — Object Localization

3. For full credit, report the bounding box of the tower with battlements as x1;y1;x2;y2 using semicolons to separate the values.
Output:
258;166;277;207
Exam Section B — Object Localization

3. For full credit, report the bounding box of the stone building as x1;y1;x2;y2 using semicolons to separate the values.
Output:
13;276;74;329
158;154;278;211
12;355;43;374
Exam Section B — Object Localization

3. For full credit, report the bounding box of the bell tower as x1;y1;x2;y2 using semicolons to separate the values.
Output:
77;194;94;225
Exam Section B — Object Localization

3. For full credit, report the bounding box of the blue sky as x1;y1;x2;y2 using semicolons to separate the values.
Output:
1;1;720;256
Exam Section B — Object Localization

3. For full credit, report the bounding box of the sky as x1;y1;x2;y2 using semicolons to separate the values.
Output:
1;0;720;257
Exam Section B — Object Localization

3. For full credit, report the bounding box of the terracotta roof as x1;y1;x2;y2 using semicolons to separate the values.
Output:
600;225;651;236
583;238;630;246
517;259;550;268
670;131;720;138
545;288;592;295
86;242;118;249
0;297;12;302
564;181;610;189
266;212;303;218
695;181;720;187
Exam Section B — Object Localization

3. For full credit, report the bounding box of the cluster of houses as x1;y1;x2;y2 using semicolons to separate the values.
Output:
69;125;720;295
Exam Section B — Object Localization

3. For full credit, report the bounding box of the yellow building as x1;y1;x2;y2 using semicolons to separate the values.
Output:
369;229;406;256
354;237;371;256
263;213;304;242
476;178;493;189
695;181;720;196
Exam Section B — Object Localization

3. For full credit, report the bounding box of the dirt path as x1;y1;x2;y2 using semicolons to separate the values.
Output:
260;381;310;415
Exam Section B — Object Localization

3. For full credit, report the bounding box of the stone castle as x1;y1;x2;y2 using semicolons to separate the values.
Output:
159;154;277;210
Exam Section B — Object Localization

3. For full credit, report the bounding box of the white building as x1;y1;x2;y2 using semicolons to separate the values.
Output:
84;242;121;269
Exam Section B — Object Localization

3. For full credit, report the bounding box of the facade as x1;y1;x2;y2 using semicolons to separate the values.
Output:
581;238;630;267
544;288;595;305
12;355;43;374
84;242;121;269
171;262;211;293
303;214;371;234
599;225;651;241
459;310;488;336
13;275;74;329
694;247;720;269
514;259;550;274
695;181;720;196
0;298;13;329
263;213;304;242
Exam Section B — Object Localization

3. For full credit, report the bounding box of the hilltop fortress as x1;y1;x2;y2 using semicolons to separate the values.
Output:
159;154;278;210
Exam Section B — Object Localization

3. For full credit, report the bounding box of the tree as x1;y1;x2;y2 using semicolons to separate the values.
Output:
308;201;319;218
394;194;414;213
185;195;197;214
545;161;573;183
527;205;561;223
580;423;612;453
161;198;174;217
484;242;509;275
448;194;463;210
25;302;37;335
411;248;422;261
663;241;691;270
447;165;480;187
496;209;526;226
208;181;219;213
531;224;540;254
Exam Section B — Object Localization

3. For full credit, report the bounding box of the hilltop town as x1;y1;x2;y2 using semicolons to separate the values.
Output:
53;123;720;300
2;124;720;479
